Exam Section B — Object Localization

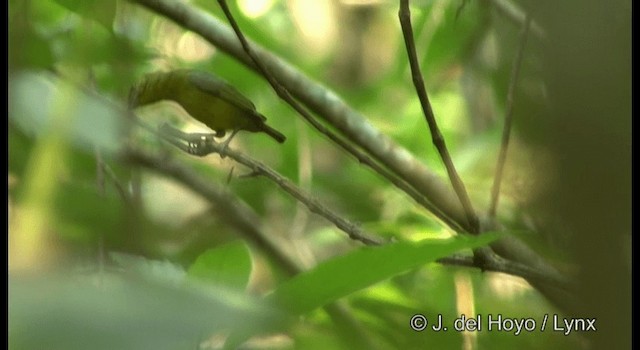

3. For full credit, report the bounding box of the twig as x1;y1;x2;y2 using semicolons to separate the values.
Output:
399;0;479;233
125;147;302;275
105;164;132;202
438;252;571;292
94;151;133;205
158;124;385;246
488;15;531;218
215;0;389;190
214;1;464;232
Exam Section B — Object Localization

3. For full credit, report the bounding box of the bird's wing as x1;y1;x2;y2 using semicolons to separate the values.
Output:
187;71;267;121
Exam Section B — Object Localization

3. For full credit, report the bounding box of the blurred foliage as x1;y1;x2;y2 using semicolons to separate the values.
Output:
187;240;253;290
8;0;629;349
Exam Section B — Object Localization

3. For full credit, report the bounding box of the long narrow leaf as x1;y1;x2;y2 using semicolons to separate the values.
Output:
270;233;499;315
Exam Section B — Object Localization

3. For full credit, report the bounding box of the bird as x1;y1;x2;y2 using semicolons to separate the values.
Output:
128;69;286;146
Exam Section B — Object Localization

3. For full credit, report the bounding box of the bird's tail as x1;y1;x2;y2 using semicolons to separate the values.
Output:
261;124;286;143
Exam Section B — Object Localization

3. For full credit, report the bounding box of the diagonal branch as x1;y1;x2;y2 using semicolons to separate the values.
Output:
489;15;532;218
157;124;386;246
398;0;479;233
214;0;468;233
215;2;381;181
438;253;571;292
125;147;303;276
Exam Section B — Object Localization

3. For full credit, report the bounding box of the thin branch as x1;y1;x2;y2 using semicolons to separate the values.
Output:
438;252;571;292
125;147;302;276
214;0;464;233
489;15;531;218
158;124;385;246
102;163;131;203
95;149;132;205
399;0;479;233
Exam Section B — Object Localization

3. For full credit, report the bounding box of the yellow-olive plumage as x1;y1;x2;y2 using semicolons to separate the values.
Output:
129;69;286;143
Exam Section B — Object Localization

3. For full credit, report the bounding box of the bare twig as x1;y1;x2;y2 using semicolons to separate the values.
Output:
399;0;479;233
214;0;464;233
104;164;132;203
94;151;133;205
158;124;385;246
214;1;388;188
438;252;571;292
489;15;531;218
125;147;302;275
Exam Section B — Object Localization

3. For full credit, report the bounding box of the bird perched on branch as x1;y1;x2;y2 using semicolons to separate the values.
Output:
129;69;286;146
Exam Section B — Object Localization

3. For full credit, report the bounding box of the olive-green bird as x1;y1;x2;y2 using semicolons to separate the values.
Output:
129;69;286;143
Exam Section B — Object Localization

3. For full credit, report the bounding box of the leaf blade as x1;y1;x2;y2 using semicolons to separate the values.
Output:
269;233;500;315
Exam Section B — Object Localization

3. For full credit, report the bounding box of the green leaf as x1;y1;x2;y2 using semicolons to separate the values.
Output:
269;233;500;315
9;272;280;350
188;241;253;290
